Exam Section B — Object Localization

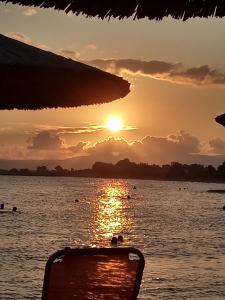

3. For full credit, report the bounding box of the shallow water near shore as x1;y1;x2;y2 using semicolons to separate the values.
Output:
0;175;225;300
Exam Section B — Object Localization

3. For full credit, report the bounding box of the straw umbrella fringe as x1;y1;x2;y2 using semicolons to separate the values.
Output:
0;34;130;110
215;114;225;126
2;0;225;20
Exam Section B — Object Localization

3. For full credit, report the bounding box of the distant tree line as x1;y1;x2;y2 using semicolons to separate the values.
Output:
0;158;225;182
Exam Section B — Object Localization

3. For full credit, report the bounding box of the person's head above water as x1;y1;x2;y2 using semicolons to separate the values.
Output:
12;206;17;212
118;235;124;242
110;236;118;245
0;203;4;209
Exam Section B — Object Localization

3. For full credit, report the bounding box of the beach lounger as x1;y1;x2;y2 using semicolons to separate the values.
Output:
42;247;145;300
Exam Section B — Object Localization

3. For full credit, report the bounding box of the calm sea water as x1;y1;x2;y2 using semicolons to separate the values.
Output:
0;176;225;300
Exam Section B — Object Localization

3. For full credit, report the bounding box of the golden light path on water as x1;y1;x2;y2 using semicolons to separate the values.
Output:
93;181;133;243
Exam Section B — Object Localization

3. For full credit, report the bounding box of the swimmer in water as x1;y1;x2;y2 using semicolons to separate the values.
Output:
0;206;18;214
118;235;124;243
110;236;118;246
0;203;4;210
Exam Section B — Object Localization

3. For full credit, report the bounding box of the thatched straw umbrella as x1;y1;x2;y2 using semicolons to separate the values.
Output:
0;34;129;110
215;114;225;126
1;0;225;20
1;2;224;122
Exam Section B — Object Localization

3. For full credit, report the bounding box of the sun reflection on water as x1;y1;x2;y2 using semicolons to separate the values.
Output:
92;181;132;244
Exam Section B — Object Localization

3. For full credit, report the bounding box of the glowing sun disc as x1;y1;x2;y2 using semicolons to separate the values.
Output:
106;117;123;132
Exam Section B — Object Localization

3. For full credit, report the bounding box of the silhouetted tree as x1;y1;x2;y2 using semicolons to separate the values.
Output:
187;164;206;179
9;168;18;174
19;168;30;175
92;162;114;177
205;165;216;178
55;165;63;172
217;161;225;178
169;162;186;179
36;166;48;175
1;158;225;182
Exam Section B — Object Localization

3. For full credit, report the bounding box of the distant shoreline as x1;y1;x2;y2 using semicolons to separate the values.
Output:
0;158;225;184
0;173;224;184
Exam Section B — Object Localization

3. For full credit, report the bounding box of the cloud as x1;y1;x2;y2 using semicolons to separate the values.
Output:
59;48;80;60
34;125;104;135
87;59;225;87
68;141;89;153
28;131;65;150
0;144;26;160
32;124;135;135
87;44;97;50
60;131;225;170
23;8;37;16
136;131;201;163
59;125;105;134
26;130;203;165
71;131;202;166
8;32;31;44
1;130;225;167
88;137;132;160
209;138;225;155
171;65;225;86
167;130;200;153
89;59;178;75
27;131;90;159
8;32;49;50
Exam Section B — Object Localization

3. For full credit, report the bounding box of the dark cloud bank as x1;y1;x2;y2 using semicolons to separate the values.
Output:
28;131;65;150
1;130;224;170
87;59;225;86
63;131;225;169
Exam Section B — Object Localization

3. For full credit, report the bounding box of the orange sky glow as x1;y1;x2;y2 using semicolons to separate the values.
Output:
0;3;225;168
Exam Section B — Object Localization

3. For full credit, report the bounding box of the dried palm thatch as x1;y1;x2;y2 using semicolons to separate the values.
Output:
1;0;225;20
215;114;225;126
0;34;130;110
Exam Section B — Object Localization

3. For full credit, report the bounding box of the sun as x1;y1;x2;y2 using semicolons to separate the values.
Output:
106;117;123;132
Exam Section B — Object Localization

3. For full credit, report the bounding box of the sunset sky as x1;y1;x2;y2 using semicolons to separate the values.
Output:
0;3;225;169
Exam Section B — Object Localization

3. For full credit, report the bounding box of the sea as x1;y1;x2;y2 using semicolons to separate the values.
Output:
0;175;225;300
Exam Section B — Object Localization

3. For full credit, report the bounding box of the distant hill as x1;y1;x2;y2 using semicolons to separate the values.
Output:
0;154;126;171
0;153;224;171
0;159;61;170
